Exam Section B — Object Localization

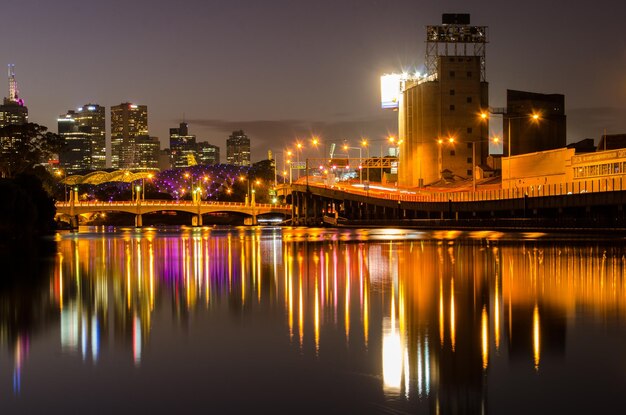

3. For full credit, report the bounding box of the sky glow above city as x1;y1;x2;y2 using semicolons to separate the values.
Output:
3;0;626;161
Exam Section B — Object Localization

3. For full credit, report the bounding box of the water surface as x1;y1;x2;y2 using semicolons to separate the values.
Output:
1;226;625;414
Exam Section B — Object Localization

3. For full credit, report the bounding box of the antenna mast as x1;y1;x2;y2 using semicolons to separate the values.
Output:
8;64;17;102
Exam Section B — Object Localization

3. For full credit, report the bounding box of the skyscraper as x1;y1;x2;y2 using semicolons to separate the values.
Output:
58;111;91;173
75;104;106;169
110;102;149;169
58;104;106;172
0;64;27;126
169;122;197;168
395;14;489;187
226;130;250;166
0;65;29;170
197;142;220;165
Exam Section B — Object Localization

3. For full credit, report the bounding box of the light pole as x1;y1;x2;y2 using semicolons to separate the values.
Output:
275;149;292;185
470;136;500;192
141;173;154;201
296;142;303;180
55;169;67;202
480;111;540;184
437;137;455;180
240;175;250;205
361;139;370;183
184;171;196;201
342;143;363;184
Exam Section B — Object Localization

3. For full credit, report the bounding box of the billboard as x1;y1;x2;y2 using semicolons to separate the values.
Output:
380;74;402;109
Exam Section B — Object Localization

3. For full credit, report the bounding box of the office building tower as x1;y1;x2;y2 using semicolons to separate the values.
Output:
134;135;160;170
392;14;489;187
58;111;91;173
58;104;106;172
0;65;29;169
505;90;566;156
197;141;220;165
226;130;250;166
75;104;106;169
169;122;197;168
0;64;27;126
111;102;149;169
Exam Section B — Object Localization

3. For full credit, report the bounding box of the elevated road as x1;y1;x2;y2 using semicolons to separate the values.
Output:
281;176;626;228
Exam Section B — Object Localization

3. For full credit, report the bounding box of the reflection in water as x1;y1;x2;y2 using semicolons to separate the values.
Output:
1;228;626;412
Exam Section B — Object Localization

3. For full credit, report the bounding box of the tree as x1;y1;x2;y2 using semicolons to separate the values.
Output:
0;123;63;178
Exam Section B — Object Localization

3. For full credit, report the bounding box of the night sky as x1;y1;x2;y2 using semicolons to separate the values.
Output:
3;0;626;162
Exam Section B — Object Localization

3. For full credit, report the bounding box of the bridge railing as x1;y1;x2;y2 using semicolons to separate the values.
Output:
300;176;625;204
56;200;291;210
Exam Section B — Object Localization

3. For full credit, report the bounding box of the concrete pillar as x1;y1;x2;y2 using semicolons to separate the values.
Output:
135;214;143;227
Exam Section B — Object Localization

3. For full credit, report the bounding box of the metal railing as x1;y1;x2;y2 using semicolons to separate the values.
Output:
295;176;625;204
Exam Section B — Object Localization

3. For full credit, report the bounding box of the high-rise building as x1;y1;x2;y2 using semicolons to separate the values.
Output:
169;122;197;168
110;102;149;169
0;64;27;127
0;65;29;169
134;135;160;170
58;111;91;173
197;141;220;165
58;104;106;172
393;14;489;187
505;90;566;156
226;130;250;166
75;104;106;169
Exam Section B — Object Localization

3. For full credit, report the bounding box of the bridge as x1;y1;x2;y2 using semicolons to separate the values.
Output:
56;195;292;227
282;175;626;229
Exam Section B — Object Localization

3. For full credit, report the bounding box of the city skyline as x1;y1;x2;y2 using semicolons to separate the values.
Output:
3;0;626;162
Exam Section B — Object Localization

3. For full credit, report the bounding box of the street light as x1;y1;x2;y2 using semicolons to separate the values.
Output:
239;175;250;205
342;143;363;184
480;111;541;184
296;142;303;180
361;138;370;183
470;136;501;192
55;169;67;202
184;171;195;201
141;173;154;201
437;137;455;180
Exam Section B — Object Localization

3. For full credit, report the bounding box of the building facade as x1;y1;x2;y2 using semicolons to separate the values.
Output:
0;65;29;172
169;122;197;168
75;104;106;169
58;104;106;172
226;130;250;166
111;103;150;169
505;90;566;157
197;141;220;165
397;14;489;187
58;111;91;173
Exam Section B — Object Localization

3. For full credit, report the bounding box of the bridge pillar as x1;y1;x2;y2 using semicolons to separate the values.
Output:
70;215;79;230
135;214;143;227
292;193;298;225
197;214;203;226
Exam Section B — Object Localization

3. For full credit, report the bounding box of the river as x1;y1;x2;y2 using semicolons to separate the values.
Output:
1;226;625;414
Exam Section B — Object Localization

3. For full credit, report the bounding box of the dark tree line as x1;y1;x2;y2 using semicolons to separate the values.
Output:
0;123;63;238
